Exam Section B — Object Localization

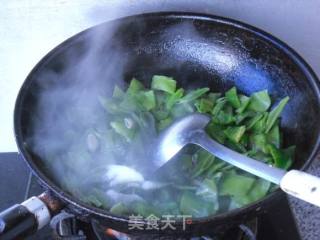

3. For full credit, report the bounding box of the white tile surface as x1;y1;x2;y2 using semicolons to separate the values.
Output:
1;0;320;152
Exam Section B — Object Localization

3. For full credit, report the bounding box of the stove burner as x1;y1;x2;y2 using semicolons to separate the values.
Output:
0;153;302;240
50;212;87;240
49;213;257;240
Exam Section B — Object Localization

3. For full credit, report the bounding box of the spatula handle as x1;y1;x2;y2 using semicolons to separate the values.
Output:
280;170;320;207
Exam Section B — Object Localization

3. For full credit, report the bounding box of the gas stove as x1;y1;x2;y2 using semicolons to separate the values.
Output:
0;153;302;240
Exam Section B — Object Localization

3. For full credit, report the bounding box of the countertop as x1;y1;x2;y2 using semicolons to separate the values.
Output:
1;1;320;239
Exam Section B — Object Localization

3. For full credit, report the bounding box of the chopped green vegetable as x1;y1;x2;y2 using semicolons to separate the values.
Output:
158;117;173;131
171;102;195;118
127;78;144;94
250;134;268;153
85;195;103;208
99;97;120;114
267;144;292;169
178;88;210;104
206;122;226;144
213;110;235;125
246;113;264;130
166;88;184;110
132;202;159;217
153;109;170;121
196;178;218;203
110;202;129;215
207;93;222;104
110;120;135;142
267;123;280;148
247;179;271;202
220;172;256;205
112;85;124;98
211;97;226;115
265;97;289;133
251;112;268;133
137;90;156;111
224;126;246;143
151;75;177;94
248;90;271;112
225;87;241;108
180;191;212;217
195;98;214;113
192;149;215;178
40;75;294;219
235;111;255;124
236;95;250;113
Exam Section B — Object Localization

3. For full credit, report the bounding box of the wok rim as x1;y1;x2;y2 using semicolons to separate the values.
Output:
14;11;320;228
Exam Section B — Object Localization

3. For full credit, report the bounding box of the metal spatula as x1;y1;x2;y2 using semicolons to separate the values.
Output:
153;113;320;207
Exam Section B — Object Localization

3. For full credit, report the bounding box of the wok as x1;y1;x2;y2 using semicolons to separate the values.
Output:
1;12;320;239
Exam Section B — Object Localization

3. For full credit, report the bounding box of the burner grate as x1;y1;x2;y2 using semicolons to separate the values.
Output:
0;153;301;240
90;218;257;240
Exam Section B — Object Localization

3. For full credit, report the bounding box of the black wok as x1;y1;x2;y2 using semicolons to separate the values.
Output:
1;12;320;239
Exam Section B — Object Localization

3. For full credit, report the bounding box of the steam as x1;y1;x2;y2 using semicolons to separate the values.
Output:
27;16;224;215
28;20;139;195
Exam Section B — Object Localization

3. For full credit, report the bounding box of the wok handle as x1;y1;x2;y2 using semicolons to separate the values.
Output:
0;196;50;239
280;170;320;207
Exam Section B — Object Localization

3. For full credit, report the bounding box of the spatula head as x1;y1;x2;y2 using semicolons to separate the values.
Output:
153;113;211;168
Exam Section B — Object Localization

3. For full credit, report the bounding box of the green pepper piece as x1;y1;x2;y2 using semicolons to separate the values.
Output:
267;123;280;148
236;95;250;113
225;139;247;153
247;179;271;202
213;110;235;125
166;88;184;110
196;178;219;210
127;78;144;94
282;145;295;169
211;97;226;115
205;122;226;144
224;126;246;143
178;88;210;104
235;111;255;125
137;90;156;111
207;93;222;104
86;195;103;208
225;87;241;108
220;173;256;204
250;133;268;153
158;117;173;131
90;189;110;208
151;75;177;94
195;98;214;113
153;109;170;121
192;149;215;178
265;97;289;133
99;97;121;114
180;191;212;217
110;202;129;215
206;159;228;175
247;150;273;164
110;121;135;142
156;201;180;215
267;144;292;169
131;202;159;217
112;85;125;98
119;94;141;112
248;90;271;112
246;113;264;130
171;103;195;118
251;113;268;133
155;91;167;105
240;133;249;147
